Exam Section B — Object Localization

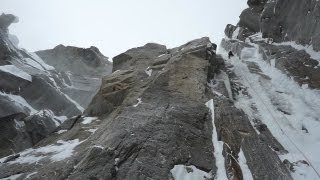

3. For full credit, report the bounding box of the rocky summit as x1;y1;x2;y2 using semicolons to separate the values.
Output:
1;0;320;179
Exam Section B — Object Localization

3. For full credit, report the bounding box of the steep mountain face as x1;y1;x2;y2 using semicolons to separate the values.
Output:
1;0;320;179
0;37;220;180
0;13;111;159
36;45;112;108
221;0;320;179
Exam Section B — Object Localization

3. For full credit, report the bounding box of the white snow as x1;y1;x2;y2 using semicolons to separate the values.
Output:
25;172;37;179
205;99;228;180
0;65;32;82
219;44;320;179
238;149;254;180
82;117;98;124
93;145;104;149
170;165;212;180
0;139;83;164
133;98;142;107
54;115;68;124
0;92;37;114
87;129;98;133
0;173;24;180
157;54;167;57
56;130;68;134
232;27;240;39
145;67;152;77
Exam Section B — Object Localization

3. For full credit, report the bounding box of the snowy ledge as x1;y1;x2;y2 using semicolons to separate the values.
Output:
170;165;211;180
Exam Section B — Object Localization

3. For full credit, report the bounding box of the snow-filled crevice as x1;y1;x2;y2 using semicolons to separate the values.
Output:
218;44;320;179
205;99;228;180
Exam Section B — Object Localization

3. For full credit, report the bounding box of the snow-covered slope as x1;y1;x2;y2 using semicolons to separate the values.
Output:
0;13;111;158
219;0;320;179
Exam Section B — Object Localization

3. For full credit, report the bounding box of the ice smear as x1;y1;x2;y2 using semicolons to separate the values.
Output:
205;99;228;180
238;149;254;180
170;165;212;180
87;129;97;133
0;65;32;82
232;27;240;39
56;130;67;134
82;117;98;124
25;172;37;179
145;67;152;76
133;98;142;107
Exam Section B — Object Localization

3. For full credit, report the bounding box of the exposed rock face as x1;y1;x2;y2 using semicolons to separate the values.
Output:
0;37;219;180
24;110;60;144
0;15;111;158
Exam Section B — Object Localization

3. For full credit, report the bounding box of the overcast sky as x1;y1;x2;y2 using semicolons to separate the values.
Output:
1;0;247;58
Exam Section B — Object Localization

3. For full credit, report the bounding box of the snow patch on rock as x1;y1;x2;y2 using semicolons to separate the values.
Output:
0;65;32;82
0;139;83;164
82;117;98;125
170;165;211;180
205;99;228;180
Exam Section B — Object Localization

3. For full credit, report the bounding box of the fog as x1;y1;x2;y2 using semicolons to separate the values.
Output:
1;0;247;58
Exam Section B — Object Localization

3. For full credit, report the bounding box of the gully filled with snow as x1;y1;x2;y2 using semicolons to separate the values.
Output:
219;42;320;179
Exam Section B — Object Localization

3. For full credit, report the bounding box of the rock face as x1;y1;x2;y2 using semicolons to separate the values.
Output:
0;14;111;158
0;37;219;180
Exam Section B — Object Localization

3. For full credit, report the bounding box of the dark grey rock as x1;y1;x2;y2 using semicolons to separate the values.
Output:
24;110;59;145
0;95;30;119
0;13;18;32
0;69;31;93
238;8;261;33
0;113;32;158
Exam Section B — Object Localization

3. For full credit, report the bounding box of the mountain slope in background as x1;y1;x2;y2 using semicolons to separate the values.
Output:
0;13;111;159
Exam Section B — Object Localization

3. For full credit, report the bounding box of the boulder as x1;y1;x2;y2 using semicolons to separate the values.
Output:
0;113;32;158
24;110;59;145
